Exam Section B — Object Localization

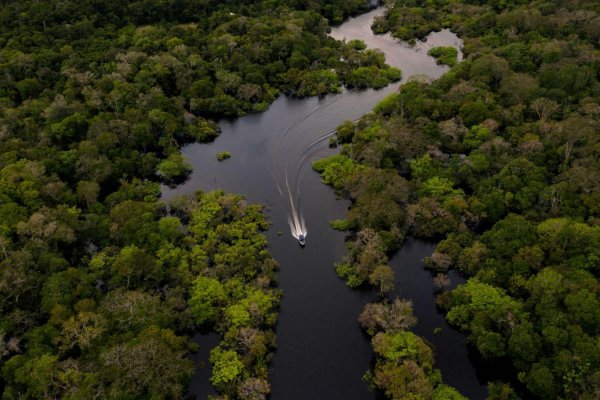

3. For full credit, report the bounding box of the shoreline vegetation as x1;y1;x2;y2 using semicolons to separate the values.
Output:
428;46;459;67
0;0;400;398
1;0;599;399
315;1;600;399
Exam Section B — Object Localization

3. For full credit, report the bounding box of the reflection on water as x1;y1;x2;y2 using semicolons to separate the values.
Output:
184;333;219;400
162;6;489;400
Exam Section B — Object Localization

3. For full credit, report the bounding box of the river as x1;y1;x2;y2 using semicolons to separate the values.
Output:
164;6;489;400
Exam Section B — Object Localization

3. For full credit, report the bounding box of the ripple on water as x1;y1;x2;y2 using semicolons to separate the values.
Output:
164;6;488;400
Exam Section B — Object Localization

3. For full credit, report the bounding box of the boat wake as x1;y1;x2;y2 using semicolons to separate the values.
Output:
272;94;349;243
288;213;307;241
285;166;307;242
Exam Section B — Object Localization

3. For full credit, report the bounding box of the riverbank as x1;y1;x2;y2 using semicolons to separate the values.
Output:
162;6;488;399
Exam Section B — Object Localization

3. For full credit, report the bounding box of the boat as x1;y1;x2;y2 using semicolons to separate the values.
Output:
298;234;306;246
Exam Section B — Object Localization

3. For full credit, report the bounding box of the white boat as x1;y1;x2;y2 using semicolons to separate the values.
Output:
298;234;306;247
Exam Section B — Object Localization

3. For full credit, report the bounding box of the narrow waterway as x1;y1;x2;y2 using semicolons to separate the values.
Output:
163;6;489;400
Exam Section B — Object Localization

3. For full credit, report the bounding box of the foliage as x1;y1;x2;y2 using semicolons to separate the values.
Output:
428;46;458;67
313;154;361;192
0;0;405;397
157;153;193;184
359;299;464;399
314;0;600;398
217;151;232;161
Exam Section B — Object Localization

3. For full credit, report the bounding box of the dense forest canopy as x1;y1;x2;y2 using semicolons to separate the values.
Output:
0;0;374;29
0;0;403;398
3;0;600;398
316;0;600;399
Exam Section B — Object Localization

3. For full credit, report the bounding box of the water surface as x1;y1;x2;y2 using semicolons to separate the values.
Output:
164;7;489;399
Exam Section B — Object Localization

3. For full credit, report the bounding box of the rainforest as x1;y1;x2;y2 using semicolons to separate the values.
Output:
0;1;599;399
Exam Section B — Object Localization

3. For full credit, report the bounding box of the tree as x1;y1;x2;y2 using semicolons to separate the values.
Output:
409;151;436;179
463;125;491;149
101;289;171;332
5;354;60;399
369;265;395;296
469;54;510;87
530;97;559;123
76;180;100;208
428;46;458;67
372;331;433;365
407;198;458;238
189;276;226;325
446;280;524;358
554;116;597;168
158;216;183;242
372;360;433;400
238;378;271;400
16;78;42;99
418;177;463;200
60;311;106;351
536;218;600;267
487;382;518;400
210;347;245;387
358;299;416;335
40;268;94;313
110;245;162;288
459;100;489;127
564;289;600;333
481;214;536;260
342;228;389;285
500;72;539;106
433;385;468;400
157;153;192;183
507;321;541;364
523;364;558;400
16;205;79;246
101;327;194;399
312;154;360;192
50;113;88;143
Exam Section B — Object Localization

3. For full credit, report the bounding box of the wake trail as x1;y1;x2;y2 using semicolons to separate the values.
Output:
284;114;363;241
292;116;362;195
285;163;307;240
272;91;349;197
272;92;350;241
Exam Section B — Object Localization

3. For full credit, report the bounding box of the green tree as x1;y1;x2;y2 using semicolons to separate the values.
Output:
111;245;162;288
210;347;245;386
101;327;193;399
428;46;458;67
50;113;88;143
157;153;192;183
189;276;226;325
369;265;395;296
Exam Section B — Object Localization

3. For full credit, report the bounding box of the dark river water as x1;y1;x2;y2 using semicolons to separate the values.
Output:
164;7;489;400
